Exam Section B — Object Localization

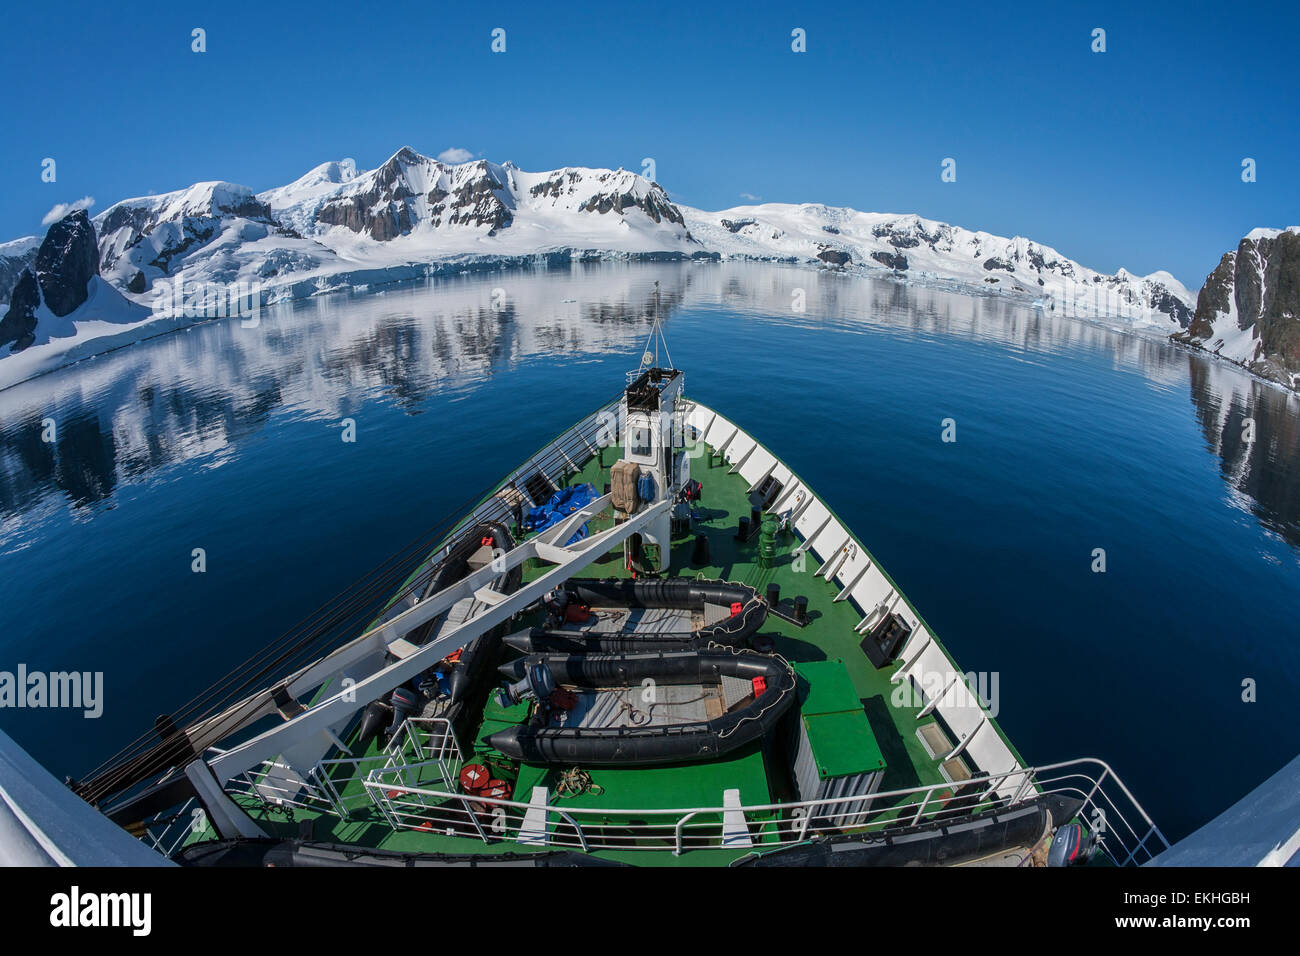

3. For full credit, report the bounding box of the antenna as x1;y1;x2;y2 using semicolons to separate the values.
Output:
636;280;673;374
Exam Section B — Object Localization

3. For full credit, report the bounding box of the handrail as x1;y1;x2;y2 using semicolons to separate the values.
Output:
334;756;1169;863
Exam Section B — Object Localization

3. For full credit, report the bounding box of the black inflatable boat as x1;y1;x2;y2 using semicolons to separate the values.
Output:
504;577;768;654
485;649;795;766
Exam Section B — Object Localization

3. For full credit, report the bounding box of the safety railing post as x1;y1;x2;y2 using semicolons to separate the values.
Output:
461;796;491;844
910;789;932;827
795;807;813;842
310;757;1166;864
674;811;699;856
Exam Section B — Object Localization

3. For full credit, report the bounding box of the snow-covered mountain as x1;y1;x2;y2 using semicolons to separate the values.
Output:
76;148;700;310
684;204;1194;328
1173;227;1300;389
0;146;1201;385
287;147;691;245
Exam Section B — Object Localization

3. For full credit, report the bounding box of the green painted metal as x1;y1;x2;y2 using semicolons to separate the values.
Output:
795;660;865;717
802;711;887;780
208;398;1031;865
513;743;772;814
757;513;778;568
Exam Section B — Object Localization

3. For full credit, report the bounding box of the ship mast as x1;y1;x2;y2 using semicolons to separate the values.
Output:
614;279;685;575
633;280;674;377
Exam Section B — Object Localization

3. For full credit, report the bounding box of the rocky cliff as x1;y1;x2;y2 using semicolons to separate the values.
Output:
0;210;102;352
1174;227;1300;388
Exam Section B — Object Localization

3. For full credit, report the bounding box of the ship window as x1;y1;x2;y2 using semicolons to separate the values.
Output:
630;425;653;457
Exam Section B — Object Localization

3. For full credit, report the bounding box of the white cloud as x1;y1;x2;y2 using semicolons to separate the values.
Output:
739;192;762;201
42;196;95;225
436;147;475;164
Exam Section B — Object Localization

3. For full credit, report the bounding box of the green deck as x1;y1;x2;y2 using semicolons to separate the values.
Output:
515;743;772;812
228;421;1005;865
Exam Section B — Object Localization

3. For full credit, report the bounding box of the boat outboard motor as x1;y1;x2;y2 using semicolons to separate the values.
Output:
356;699;393;749
499;660;556;707
387;687;420;738
542;587;569;627
1047;823;1095;866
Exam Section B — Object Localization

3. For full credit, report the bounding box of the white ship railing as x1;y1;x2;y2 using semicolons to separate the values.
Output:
354;756;1169;864
136;797;207;857
226;717;463;822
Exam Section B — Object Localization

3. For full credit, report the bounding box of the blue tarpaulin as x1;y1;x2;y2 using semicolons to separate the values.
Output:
521;482;598;545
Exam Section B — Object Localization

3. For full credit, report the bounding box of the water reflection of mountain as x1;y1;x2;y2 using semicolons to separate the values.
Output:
0;266;681;528
1;261;1298;552
1187;357;1300;548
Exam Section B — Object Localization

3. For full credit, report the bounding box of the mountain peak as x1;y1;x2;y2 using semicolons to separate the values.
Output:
0;149;1214;380
385;145;427;167
294;159;357;188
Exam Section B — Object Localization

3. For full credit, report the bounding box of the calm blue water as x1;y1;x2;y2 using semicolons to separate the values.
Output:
2;261;1298;843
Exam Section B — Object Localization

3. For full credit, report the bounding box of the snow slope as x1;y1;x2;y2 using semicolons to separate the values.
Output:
684;204;1194;327
0;276;152;387
0;146;1205;386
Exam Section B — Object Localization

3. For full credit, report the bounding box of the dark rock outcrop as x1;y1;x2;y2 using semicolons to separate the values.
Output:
0;240;38;306
0;268;41;351
1149;287;1193;328
447;170;514;233
1176;229;1300;386
528;171;594;203
312;152;689;245
816;246;851;266
0;211;104;352
36;210;99;316
1188;251;1236;337
871;251;908;271
872;222;933;249
579;183;683;226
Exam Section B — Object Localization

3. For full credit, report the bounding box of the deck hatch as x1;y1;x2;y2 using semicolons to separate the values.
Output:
791;661;887;830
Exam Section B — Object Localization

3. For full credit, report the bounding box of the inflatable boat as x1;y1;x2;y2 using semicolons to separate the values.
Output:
505;577;768;654
485;649;795;765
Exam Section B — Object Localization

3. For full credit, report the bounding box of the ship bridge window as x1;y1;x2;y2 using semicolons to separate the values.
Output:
630;425;653;458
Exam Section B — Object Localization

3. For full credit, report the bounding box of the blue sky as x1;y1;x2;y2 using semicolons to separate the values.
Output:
3;1;1296;287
